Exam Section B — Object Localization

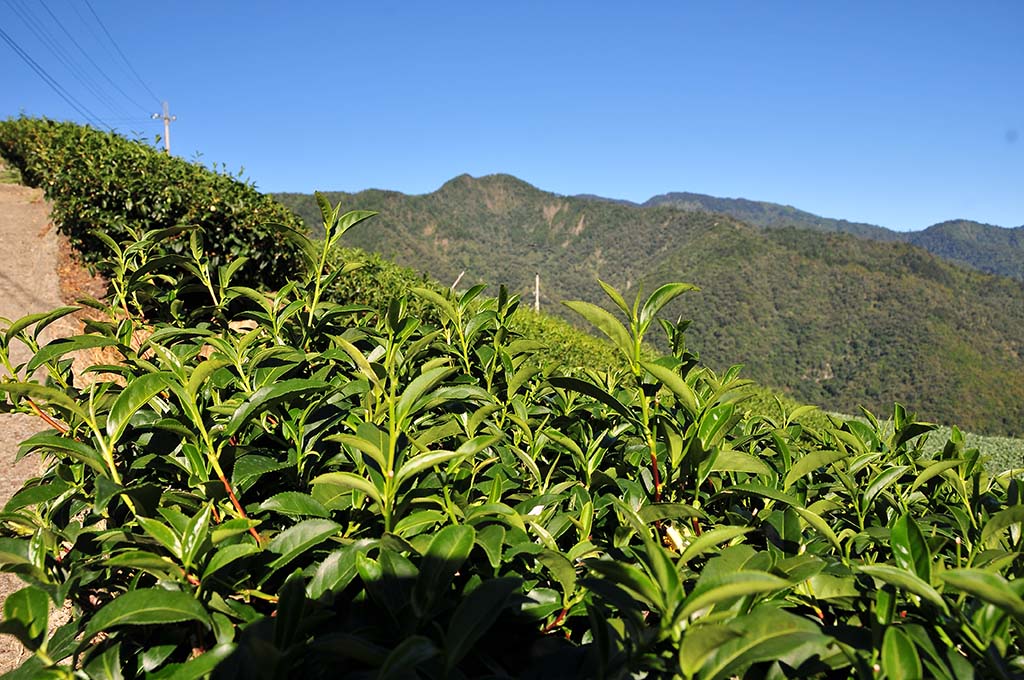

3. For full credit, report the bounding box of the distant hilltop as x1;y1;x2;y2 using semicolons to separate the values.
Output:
274;173;1024;436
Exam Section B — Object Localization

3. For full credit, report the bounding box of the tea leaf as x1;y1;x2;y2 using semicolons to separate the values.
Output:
981;505;1024;548
564;300;633;358
680;571;790;619
642;360;699;414
940;569;1024;620
25;335;118;373
680;526;753;564
882;627;923;680
225;379;331;437
413;524;475;616
106;372;169;444
376;635;438;680
84;589;211;638
891;513;932;584
858;564;948;614
266;519;342;571
639;282;698;329
259;492;331;519
445;577;521;672
783;449;850;490
2;586;49;645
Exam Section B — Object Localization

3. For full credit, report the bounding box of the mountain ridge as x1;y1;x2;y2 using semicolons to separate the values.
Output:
273;173;1024;435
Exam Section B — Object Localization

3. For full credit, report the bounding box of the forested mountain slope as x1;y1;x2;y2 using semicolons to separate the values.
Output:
641;191;901;241
275;174;1024;435
904;219;1024;280
635;191;1024;280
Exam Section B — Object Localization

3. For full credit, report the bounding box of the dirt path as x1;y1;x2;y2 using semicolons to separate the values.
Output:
0;181;76;670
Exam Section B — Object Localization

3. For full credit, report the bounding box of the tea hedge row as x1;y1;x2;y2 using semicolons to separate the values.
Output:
0;116;304;289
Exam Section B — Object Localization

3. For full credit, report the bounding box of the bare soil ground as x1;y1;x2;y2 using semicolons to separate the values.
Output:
0;177;102;671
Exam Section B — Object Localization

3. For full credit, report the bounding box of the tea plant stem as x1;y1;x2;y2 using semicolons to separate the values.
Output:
25;398;68;434
542;607;569;632
306;240;331;328
214;466;261;542
638;390;662;502
383;363;399;533
236;589;279;604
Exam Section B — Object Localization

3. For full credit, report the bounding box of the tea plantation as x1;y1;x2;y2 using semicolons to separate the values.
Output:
0;118;1021;679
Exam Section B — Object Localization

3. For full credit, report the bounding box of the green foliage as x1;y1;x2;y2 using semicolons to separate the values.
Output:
617;191;1024;283
1;209;1022;677
0;116;305;289
326;245;627;373
1;128;1021;678
643;189;901;241
275;175;1024;436
906;219;1024;283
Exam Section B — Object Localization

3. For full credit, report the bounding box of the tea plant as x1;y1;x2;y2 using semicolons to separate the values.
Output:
0;116;304;289
0;200;1021;678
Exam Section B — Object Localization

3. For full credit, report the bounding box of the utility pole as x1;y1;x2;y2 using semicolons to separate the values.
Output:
534;273;540;312
451;270;465;291
151;101;176;154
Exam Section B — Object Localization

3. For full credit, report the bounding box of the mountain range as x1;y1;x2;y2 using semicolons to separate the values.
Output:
583;189;1024;281
273;174;1024;435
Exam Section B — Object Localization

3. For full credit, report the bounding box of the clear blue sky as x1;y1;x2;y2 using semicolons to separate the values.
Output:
2;1;1021;230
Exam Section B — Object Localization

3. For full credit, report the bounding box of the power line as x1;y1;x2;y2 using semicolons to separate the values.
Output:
5;0;129;120
0;24;107;128
37;0;152;115
83;0;161;106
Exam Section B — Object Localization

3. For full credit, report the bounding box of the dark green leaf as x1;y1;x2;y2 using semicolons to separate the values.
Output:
548;376;633;421
312;472;383;508
0;382;90;424
26;335;118;373
697;606;832;680
783;450;851;490
678;623;742;678
258;492;330;519
83;588;211;638
16;432;105;473
537;549;577;596
395;449;472;486
4;307;77;343
639;282;698;329
680;526;753;564
144;644;235;680
638;502;704;524
413;524;475;617
224;379;331;437
642;360;699;415
307;545;364;600
445;577;521;672
710;449;771;475
376;635;438;680
861;466;910;512
679;571;790;619
266;519;342;571
395;365;456;425
106;372;170;444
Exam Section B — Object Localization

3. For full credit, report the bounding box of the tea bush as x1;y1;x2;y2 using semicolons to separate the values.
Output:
0;195;1021;678
0;116;305;289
